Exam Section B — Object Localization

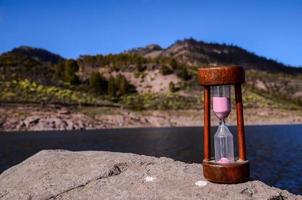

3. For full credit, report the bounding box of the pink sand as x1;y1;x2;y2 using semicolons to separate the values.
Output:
217;157;231;164
213;97;231;120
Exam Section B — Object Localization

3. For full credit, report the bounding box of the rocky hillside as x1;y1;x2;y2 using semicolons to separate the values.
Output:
126;39;302;105
0;39;302;110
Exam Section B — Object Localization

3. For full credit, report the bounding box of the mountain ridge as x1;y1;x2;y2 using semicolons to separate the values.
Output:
1;39;301;73
126;38;302;73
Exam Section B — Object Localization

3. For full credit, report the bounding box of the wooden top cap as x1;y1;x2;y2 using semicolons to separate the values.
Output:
198;66;245;86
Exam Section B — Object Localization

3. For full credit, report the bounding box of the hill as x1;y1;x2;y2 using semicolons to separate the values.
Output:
0;46;65;85
6;46;64;64
0;39;302;110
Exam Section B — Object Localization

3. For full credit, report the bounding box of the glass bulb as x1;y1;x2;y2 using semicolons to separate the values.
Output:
212;85;231;120
214;121;234;164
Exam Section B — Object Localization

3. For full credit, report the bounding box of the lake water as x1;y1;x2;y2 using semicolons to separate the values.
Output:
0;125;301;194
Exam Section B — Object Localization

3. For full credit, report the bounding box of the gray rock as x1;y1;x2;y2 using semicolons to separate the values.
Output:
0;150;300;200
0;116;6;128
14;116;79;131
23;116;40;127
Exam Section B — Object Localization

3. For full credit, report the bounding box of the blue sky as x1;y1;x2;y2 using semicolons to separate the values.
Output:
0;0;301;66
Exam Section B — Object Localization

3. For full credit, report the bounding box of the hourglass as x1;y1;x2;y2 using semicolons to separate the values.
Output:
198;66;249;183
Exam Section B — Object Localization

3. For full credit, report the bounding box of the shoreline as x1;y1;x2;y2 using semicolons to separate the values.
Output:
1;104;302;132
1;123;302;133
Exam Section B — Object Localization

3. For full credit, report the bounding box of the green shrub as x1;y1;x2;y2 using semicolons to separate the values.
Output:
160;65;173;75
0;79;104;105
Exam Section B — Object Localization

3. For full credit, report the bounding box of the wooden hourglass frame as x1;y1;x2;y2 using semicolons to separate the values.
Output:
198;66;250;184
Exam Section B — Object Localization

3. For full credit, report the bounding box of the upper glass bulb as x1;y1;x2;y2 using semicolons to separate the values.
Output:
212;85;231;120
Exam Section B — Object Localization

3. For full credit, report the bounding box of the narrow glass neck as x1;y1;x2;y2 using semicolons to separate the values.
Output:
219;119;226;125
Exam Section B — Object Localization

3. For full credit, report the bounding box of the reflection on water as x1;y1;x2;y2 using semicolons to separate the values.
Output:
0;125;301;194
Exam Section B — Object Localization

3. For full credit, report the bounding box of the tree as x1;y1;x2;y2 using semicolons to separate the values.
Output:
53;59;80;85
160;65;173;75
115;74;130;96
65;60;79;76
137;64;146;72
108;76;116;97
89;72;108;94
65;59;80;85
136;57;146;72
54;62;65;79
54;60;80;85
117;74;126;96
170;59;178;70
107;74;136;97
169;82;177;93
69;74;80;85
176;68;191;80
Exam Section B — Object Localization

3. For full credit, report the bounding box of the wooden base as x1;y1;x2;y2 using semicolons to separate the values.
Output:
203;160;249;184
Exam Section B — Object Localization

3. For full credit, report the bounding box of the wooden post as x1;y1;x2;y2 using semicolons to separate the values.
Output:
235;84;246;161
204;86;211;161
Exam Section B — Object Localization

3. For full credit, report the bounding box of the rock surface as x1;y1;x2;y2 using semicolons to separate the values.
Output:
0;150;300;200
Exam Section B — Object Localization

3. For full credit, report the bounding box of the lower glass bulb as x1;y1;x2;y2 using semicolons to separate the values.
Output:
214;121;234;164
